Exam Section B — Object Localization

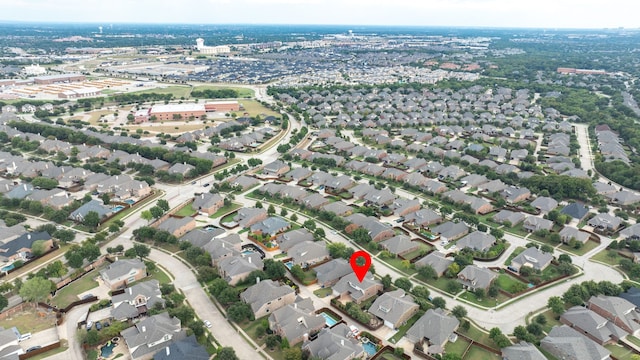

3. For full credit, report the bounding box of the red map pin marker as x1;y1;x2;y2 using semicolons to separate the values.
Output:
350;250;371;282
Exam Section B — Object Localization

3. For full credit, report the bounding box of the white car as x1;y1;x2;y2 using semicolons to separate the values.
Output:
18;333;31;342
203;320;212;328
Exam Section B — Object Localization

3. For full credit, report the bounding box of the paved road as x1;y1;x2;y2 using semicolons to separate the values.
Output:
48;303;91;360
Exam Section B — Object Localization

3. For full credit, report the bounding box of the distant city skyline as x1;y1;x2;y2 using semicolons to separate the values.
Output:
0;0;638;29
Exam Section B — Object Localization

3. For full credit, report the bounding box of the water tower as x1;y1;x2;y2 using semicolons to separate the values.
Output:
195;38;205;51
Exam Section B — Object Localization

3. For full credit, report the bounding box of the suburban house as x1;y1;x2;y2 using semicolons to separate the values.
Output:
457;265;497;292
509;247;554;272
191;193;224;215
620;287;640;308
560;306;628;345
0;231;53;263
217;253;263;285
530;196;559;213
456;231;495;252
492;210;525;226
502;342;547;360
588;295;640;336
621;224;640;241
228;175;260;191
500;186;531;204
268;299;325;345
588;213;622;232
250;217;291;238
0;326;21;359
541;325;611;360
561;203;590;221
432;221;469;242
153;335;209;360
405;308;459;355
367;289;419;329
287;241;330;268
379;235;419;257
120;312;187;360
100;258;147;290
414;251;453;278
391;199;421;217
68;199;111;223
240;280;296;318
559;226;591;244
111;280;165;321
523;216;554;233
262;160;290;177
157;217;196;238
233;207;268;228
345;214;395;243
321;201;353;217
314;259;352;287
276;229;315;252
404;209;443;228
332;272;382;304
203;234;242;264
180;228;226;248
302;323;365;360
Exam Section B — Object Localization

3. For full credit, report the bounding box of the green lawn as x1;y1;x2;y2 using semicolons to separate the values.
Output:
0;308;58;334
458;291;510;307
458;323;498;349
424;277;459;294
51;268;101;308
591;248;623;266
401;243;434;261
28;341;68;360
381;257;417;275
175;206;197;217
388;312;422;343
209;203;242;218
313;287;333;298
605;343;635;360
533;309;562;334
238;99;280;118
220;212;238;224
99;190;162;231
126;85;192;99
495;273;527;293
445;337;471;357
192;85;254;98
504;247;526;266
239;317;293;360
464;346;501;360
627;336;640;348
559;240;600;256
147;266;172;284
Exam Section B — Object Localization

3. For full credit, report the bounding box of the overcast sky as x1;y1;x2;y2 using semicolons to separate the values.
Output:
1;0;637;29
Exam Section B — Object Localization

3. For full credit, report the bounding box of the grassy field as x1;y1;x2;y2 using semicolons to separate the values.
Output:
591;248;623;266
534;309;562;333
175;206;197;217
495;273;527;293
458;291;509;307
313;287;333;298
51;269;101;308
127;85;192;99
147;266;172;284
126;123;208;134
0;307;58;333
605;343;636;360
445;337;471;357
559;239;600;256
209;203;243;218
238;99;280;118
464;346;501;360
192;85;254;98
87;110;114;125
388;312;422;343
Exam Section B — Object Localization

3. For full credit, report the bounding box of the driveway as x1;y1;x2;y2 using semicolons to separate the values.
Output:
19;326;59;350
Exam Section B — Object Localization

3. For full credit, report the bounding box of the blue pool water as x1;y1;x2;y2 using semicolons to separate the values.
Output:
241;250;254;255
112;205;125;212
284;261;294;269
362;341;377;356
320;312;338;327
1;264;14;272
101;342;116;358
124;199;135;205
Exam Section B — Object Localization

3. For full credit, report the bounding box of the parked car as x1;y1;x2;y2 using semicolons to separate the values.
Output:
204;320;212;328
26;346;41;353
203;183;210;187
95;321;102;331
103;322;110;328
86;321;93;330
81;294;94;300
18;333;31;342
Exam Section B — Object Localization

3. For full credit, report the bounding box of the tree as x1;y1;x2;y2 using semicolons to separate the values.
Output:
0;295;7;311
141;210;153;223
157;199;170;212
290;265;305;281
83;211;101;228
133;244;151;259
227;303;253;323
267;204;275;215
394;277;412;292
30;240;48;257
217;347;239;360
431;296;446;309
381;275;393;290
280;208;288;217
67;252;84;268
283;347;302;360
447;280;461;294
20;277;53;304
86;329;100;345
451;305;468;320
265;334;280;349
255;201;263;208
535;314;547;325
150;206;164;219
290;213;298;222
314;228;325;240
417;265;437;280
548;296;565;314
303;220;316;230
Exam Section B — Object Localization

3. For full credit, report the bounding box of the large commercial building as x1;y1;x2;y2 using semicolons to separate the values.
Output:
149;104;206;121
204;100;240;112
34;73;86;85
195;38;231;55
57;87;101;99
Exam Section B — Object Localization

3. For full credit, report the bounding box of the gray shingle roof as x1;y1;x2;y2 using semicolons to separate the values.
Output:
241;280;295;314
541;325;611;360
367;289;418;327
405;308;459;346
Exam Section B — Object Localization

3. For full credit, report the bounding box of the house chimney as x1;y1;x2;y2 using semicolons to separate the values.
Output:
141;326;146;332
341;340;344;346
129;288;132;295
256;276;260;284
248;257;252;264
27;234;31;240
165;347;170;356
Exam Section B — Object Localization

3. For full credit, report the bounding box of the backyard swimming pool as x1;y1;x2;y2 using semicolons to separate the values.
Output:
284;261;294;269
362;341;377;356
320;311;338;327
124;199;135;205
1;264;14;272
100;342;116;358
112;205;125;212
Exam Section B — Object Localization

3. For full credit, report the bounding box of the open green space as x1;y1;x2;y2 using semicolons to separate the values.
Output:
238;317;294;360
128;85;192;99
533;309;562;334
605;343;636;360
209;203;243;218
192;85;254;98
495;273;528;293
237;99;280;118
313;287;333;298
627;336;640;348
147;266;172;284
559;239;600;256
401;243;434;261
175;206;197;217
445;337;471;356
0;307;58;334
51;268;101;308
458;291;510;307
464;346;501;360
